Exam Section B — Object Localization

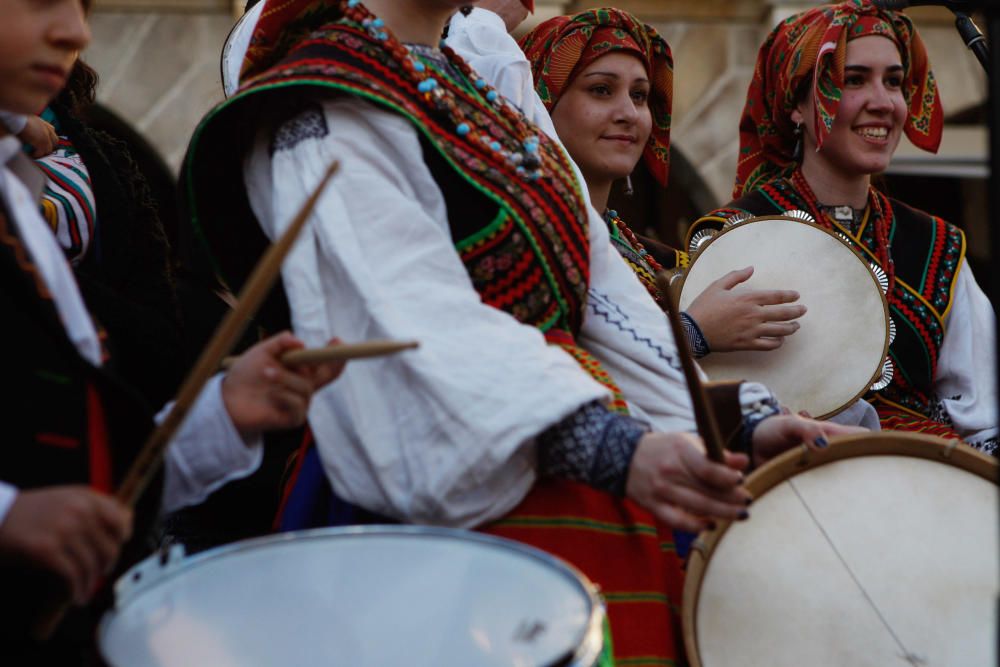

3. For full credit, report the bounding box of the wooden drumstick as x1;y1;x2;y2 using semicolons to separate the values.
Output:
655;272;726;463
220;340;419;370
32;161;340;641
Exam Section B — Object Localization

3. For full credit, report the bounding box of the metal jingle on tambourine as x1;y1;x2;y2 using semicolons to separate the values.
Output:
782;209;816;224
835;231;852;246
689;229;718;254
724;212;754;227
888;317;896;345
869;262;889;294
870;357;894;391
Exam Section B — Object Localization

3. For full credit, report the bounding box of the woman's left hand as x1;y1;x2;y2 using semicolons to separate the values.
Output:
751;414;868;466
221;331;345;439
19;115;59;158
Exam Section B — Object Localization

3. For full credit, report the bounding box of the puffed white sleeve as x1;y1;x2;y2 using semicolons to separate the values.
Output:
445;9;556;135
242;98;610;528
160;375;264;513
936;263;998;454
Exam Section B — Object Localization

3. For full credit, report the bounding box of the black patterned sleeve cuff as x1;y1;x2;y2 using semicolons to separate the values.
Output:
538;401;649;497
736;396;782;461
680;311;710;358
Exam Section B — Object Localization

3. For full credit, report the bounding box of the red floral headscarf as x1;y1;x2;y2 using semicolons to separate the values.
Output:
520;8;673;187
735;0;943;198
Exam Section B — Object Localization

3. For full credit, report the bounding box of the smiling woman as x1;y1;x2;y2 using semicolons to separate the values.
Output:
550;51;652;212
518;9;810;356
687;0;998;453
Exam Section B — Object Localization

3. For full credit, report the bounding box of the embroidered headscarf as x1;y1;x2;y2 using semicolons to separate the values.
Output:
237;0;342;86
735;0;943;198
520;8;673;187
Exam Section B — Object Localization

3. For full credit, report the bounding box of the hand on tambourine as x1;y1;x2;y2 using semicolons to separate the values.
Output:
18;115;59;158
625;432;752;533
474;0;530;32
751;415;867;466
0;487;133;604
222;331;345;438
685;266;807;352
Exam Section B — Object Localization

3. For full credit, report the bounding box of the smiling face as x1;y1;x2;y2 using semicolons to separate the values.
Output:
793;35;907;180
550;51;653;192
0;0;90;116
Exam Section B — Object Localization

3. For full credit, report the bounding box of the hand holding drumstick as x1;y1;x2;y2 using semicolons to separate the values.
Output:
222;337;419;436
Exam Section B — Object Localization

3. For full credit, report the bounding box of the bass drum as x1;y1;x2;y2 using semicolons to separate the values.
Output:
100;526;605;666
683;433;999;667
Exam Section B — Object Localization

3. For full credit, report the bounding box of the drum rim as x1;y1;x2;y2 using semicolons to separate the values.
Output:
678;215;891;420
99;524;606;667
680;432;999;667
220;1;264;98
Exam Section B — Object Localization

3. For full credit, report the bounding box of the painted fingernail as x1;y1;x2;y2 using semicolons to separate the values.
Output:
737;510;750;521
744;496;753;507
814;436;829;448
706;521;718;531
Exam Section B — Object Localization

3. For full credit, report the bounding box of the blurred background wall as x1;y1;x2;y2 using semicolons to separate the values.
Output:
86;0;990;282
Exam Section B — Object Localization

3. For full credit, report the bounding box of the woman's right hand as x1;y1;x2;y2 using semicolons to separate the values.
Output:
625;432;752;532
685;266;806;353
0;487;133;604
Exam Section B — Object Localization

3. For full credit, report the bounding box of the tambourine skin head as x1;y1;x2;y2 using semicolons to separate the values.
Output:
683;433;999;667
677;215;890;419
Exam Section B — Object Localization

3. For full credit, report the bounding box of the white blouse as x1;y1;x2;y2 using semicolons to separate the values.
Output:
243;93;781;527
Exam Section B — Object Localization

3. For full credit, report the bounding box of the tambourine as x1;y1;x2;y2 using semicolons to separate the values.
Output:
679;214;892;418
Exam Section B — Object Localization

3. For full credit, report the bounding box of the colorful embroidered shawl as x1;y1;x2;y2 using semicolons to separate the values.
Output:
736;0;943;198
519;8;673;187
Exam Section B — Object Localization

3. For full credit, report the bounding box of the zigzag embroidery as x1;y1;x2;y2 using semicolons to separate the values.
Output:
587;289;681;371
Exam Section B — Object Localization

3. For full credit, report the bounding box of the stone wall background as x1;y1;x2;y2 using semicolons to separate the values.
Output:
85;1;988;207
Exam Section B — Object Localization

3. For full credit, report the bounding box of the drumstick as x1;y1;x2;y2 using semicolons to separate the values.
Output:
220;340;420;369
32;161;340;641
655;272;726;463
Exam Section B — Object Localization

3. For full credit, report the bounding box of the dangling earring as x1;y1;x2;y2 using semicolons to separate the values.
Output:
624;174;634;197
792;123;803;162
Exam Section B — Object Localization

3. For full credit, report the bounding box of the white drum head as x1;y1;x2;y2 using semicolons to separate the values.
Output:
679;217;888;418
100;526;603;666
686;435;999;667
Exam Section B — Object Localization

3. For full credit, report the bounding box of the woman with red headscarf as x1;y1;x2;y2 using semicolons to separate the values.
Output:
687;0;996;453
451;5;812;358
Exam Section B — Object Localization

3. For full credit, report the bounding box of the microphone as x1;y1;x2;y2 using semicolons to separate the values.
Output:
870;0;979;9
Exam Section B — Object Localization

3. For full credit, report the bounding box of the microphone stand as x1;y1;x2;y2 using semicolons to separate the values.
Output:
975;4;1000;664
952;10;990;71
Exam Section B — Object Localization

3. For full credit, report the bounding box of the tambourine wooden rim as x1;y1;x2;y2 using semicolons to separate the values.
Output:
678;215;891;420
681;432;999;667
